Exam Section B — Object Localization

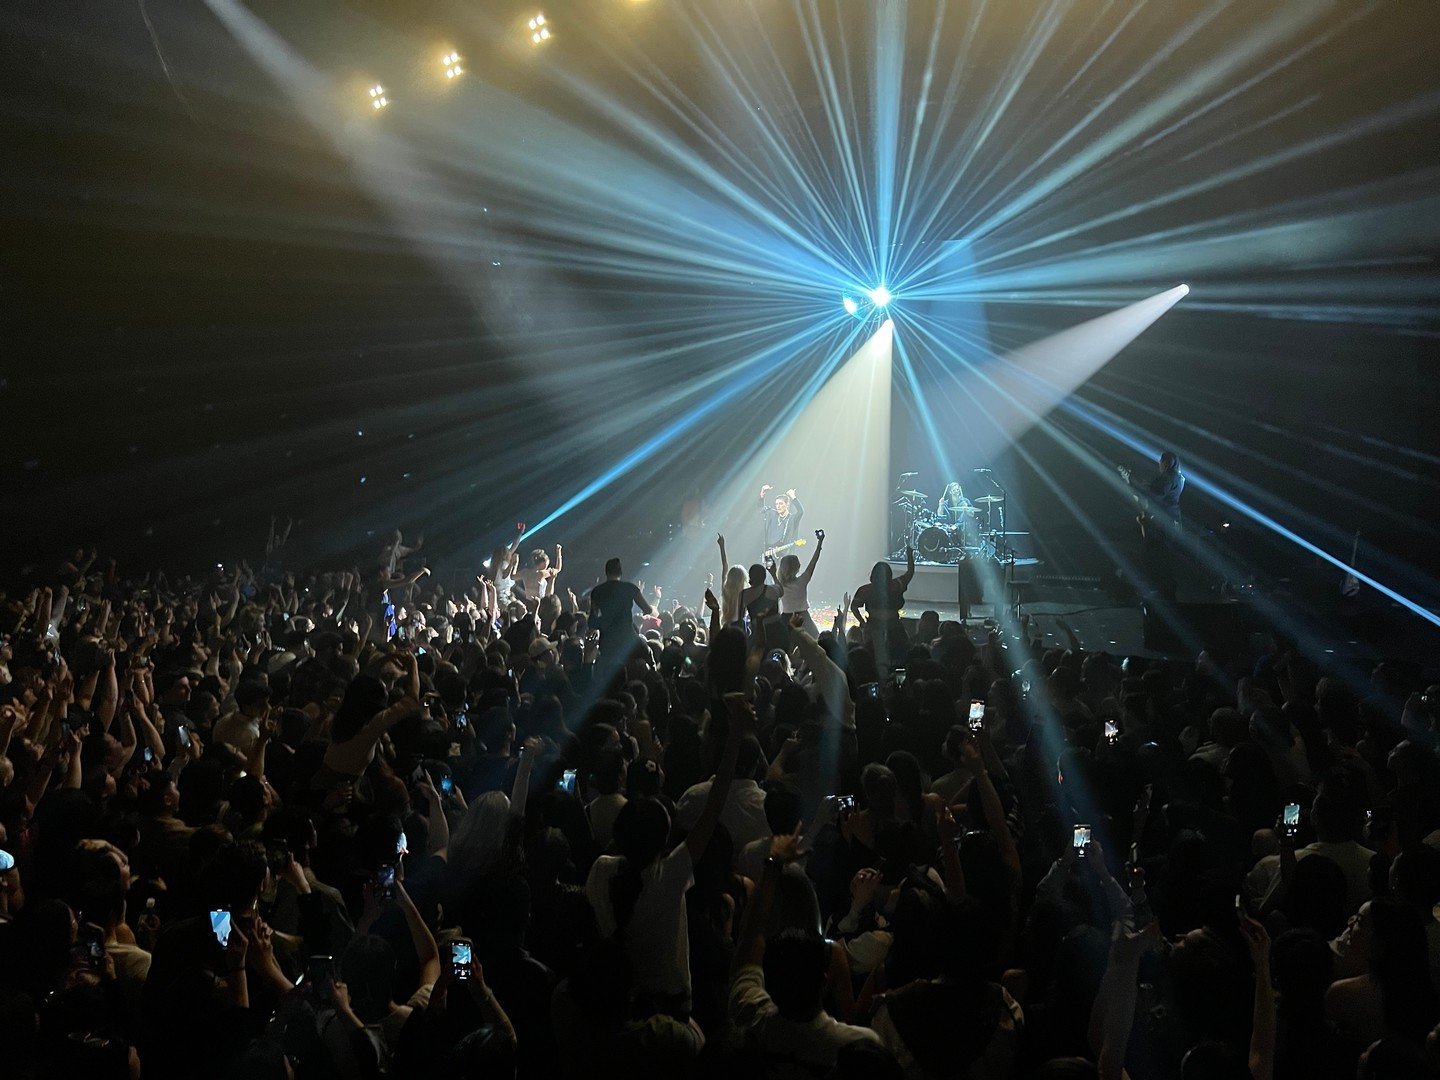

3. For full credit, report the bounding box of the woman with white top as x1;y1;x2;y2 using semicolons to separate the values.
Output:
770;531;824;638
584;698;748;1014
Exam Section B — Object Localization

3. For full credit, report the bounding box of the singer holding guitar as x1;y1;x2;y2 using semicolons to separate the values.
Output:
759;484;805;553
1120;451;1185;600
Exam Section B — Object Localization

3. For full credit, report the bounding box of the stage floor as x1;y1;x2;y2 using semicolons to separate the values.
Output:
811;583;1440;677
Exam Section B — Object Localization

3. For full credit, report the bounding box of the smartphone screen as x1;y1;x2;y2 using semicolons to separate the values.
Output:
558;769;578;795
304;954;335;989
451;939;473;980
374;864;396;900
0;849;15;872
440;775;454;794
1073;824;1091;855
177;727;191;748
968;700;985;730
396;832;408;858
1282;803;1300;833
893;667;906;687
79;924;105;967
210;909;232;947
1104;719;1119;744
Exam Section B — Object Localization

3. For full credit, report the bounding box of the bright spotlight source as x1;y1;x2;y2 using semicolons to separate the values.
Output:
368;84;389;110
842;295;860;317
528;13;552;44
441;51;463;79
867;285;893;308
1178;283;1191;296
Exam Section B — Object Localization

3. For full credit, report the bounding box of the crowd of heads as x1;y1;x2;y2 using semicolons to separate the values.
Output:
0;535;1438;1080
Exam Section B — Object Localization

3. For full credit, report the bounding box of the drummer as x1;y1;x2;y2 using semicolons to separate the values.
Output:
937;481;973;521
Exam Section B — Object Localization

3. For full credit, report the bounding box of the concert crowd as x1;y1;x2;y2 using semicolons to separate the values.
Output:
1;527;1438;1080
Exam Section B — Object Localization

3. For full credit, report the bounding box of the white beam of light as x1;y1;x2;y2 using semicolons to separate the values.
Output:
897;284;1191;475
637;321;894;605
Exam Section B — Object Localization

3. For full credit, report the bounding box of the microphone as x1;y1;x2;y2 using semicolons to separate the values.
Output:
972;468;992;473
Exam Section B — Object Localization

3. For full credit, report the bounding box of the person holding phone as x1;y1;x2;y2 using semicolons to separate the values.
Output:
323;876;443;1075
1243;790;1377;914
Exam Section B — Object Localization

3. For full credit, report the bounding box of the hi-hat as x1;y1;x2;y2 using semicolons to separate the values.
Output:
897;489;928;499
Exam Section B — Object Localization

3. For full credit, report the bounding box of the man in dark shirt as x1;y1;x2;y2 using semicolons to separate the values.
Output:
1140;451;1184;600
1146;451;1185;522
588;558;653;658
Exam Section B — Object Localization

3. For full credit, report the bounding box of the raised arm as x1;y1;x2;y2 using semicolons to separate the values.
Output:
1091;926;1148;1080
1240;914;1275;1080
399;650;421;705
899;545;915;588
510;746;536;819
504;522;525;561
399;882;442;987
716;533;729;589
685;704;745;863
800;533;824;584
732;830;799;971
704;588;721;642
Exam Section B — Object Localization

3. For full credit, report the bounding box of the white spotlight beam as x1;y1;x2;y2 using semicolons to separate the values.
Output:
897;284;1190;474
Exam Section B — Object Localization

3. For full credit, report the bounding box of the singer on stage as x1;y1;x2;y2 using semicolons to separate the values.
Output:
759;484;804;550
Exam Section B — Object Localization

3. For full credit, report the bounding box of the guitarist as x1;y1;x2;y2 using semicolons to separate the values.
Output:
1119;451;1185;599
759;484;805;553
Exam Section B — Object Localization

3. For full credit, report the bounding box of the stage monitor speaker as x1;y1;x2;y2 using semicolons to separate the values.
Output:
888;559;983;611
1142;598;1255;655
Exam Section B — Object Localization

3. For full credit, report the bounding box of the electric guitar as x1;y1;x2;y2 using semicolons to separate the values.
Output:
1117;466;1151;540
763;538;809;559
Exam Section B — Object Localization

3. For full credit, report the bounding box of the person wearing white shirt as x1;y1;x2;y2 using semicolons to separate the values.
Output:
516;545;563;602
674;738;771;853
769;534;825;638
1246;791;1376;914
586;704;747;1010
585;747;628;853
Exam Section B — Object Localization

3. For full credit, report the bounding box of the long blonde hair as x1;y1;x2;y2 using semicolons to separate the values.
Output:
721;565;747;626
777;554;801;585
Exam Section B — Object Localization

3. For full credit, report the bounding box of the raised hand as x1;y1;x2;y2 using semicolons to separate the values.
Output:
1237;910;1271;969
849;867;882;908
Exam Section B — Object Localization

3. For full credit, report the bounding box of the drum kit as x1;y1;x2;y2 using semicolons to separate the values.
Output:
893;486;1023;564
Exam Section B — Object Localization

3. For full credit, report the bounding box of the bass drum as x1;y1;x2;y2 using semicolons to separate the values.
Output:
917;525;956;560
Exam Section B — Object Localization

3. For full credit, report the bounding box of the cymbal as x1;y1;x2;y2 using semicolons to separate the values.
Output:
897;489;928;499
988;531;1030;536
973;495;1005;504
